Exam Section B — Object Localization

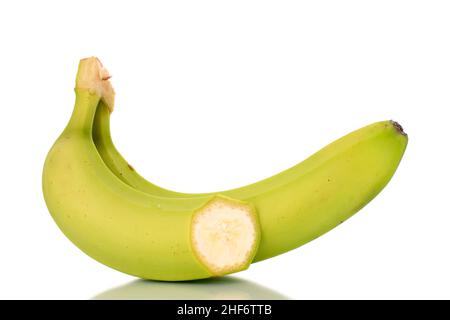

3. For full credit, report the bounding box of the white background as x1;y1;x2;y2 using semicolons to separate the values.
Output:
0;1;449;300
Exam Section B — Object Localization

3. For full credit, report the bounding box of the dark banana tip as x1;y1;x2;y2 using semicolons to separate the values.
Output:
390;120;407;136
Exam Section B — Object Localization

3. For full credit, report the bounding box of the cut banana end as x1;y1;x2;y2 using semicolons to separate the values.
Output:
191;196;260;277
76;57;115;112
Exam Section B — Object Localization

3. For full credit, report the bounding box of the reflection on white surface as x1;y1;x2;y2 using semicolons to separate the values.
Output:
93;277;289;300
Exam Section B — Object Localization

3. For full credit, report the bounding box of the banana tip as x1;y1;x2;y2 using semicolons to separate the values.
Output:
391;120;407;136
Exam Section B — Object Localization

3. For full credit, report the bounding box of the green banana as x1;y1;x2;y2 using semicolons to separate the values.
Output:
43;58;261;281
43;57;408;281
93;101;408;204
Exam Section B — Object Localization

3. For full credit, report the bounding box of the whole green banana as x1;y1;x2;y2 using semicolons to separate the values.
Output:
43;57;408;281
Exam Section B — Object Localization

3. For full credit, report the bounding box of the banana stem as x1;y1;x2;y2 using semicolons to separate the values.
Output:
76;57;115;112
66;57;115;134
65;90;100;133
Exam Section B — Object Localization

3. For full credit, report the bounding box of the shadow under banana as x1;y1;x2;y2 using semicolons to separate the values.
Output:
93;277;289;300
